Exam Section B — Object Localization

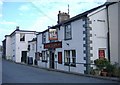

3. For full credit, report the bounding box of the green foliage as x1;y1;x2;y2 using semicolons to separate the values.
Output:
94;59;120;77
112;63;120;77
94;58;110;70
106;64;115;73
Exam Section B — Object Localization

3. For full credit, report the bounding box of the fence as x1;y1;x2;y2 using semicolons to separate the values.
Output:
36;60;120;78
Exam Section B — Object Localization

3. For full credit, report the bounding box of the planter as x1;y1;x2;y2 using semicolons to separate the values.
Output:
94;70;101;76
107;72;112;77
101;71;107;76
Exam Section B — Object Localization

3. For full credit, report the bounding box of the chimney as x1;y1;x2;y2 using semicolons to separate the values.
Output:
57;11;70;24
16;26;20;31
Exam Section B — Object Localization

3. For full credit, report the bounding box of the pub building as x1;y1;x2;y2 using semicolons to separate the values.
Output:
32;2;119;74
36;15;88;73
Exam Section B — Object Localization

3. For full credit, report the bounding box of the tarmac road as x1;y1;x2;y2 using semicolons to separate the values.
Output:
2;59;119;83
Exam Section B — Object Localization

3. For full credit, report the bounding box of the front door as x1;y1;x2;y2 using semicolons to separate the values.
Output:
50;51;54;69
21;51;27;63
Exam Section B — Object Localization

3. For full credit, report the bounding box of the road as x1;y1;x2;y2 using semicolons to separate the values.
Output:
2;59;119;83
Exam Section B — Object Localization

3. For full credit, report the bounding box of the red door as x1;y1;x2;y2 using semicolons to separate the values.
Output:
58;52;62;64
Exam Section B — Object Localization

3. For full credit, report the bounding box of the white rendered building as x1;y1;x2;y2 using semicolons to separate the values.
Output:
2;27;36;63
36;3;111;74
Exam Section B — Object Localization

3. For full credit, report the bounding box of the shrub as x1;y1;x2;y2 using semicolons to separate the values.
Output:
94;58;110;71
105;64;115;76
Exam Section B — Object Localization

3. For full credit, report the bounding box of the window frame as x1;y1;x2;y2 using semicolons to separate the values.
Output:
71;50;76;67
42;32;46;44
28;45;30;51
64;50;76;67
20;33;25;41
64;23;72;40
64;50;70;66
42;51;47;62
98;48;105;59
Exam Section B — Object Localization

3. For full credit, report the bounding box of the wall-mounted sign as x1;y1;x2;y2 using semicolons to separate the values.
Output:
49;29;58;40
44;42;62;49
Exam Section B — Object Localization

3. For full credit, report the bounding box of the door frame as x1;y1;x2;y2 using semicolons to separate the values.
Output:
21;51;27;63
49;50;55;69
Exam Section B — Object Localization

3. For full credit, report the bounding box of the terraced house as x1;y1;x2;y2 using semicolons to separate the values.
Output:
32;2;117;74
2;2;120;74
2;27;36;63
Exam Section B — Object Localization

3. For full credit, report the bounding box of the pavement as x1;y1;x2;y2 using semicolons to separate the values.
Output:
3;59;120;83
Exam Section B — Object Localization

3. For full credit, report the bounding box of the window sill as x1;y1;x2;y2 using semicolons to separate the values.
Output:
20;41;25;42
64;63;76;67
64;38;72;41
64;63;69;66
42;60;47;63
71;63;76;67
42;42;46;44
58;62;62;64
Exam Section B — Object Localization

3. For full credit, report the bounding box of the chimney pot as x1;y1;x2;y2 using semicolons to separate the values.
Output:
16;26;20;31
59;11;61;13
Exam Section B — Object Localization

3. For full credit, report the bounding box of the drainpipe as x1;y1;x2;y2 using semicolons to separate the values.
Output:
106;5;111;62
36;34;38;65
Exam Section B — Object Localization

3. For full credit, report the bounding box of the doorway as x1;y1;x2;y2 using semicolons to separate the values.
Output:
50;51;54;69
21;51;27;63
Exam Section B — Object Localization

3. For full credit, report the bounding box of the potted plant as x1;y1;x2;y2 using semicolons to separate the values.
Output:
94;58;110;76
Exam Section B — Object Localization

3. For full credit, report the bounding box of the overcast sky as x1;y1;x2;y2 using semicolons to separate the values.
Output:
0;0;107;45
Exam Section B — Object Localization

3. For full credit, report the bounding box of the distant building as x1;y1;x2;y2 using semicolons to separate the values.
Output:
2;26;36;63
0;45;2;58
2;39;6;59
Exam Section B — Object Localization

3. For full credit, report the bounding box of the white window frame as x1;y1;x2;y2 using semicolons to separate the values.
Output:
42;33;46;43
65;24;72;40
20;33;25;41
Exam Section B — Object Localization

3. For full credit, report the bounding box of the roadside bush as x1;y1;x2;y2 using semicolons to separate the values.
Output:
94;58;110;71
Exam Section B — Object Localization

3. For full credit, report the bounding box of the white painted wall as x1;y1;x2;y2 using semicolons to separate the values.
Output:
37;32;50;68
5;30;36;63
37;17;87;74
28;41;36;64
37;33;43;52
15;31;36;62
88;6;108;62
108;3;119;65
55;19;86;73
5;36;12;60
11;34;16;61
36;4;119;74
